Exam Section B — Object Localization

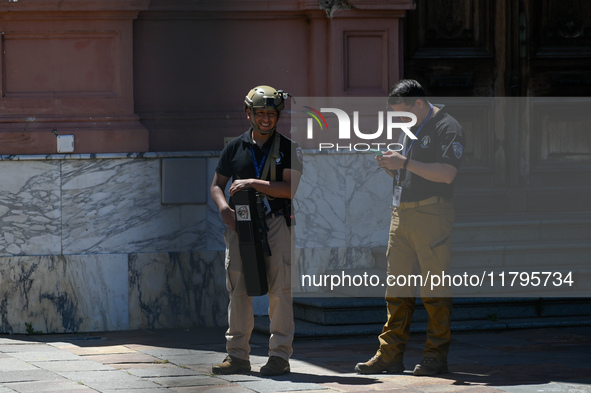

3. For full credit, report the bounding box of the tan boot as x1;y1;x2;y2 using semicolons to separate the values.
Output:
413;357;448;376
355;354;405;374
260;356;290;376
212;355;251;375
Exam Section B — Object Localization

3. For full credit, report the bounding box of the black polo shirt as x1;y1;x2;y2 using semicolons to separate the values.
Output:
216;128;303;212
397;104;464;202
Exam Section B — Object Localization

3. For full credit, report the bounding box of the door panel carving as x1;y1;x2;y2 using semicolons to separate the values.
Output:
405;0;591;214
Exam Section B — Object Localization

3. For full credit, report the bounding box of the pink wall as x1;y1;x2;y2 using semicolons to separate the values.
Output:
0;0;414;154
134;0;415;151
0;0;150;154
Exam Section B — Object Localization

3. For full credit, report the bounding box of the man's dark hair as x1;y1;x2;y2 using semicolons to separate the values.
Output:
387;79;429;106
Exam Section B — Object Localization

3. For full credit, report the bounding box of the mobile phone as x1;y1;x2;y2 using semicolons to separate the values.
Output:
370;149;384;156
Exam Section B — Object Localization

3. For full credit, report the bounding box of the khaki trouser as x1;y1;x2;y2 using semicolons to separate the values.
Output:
378;198;454;362
224;215;294;361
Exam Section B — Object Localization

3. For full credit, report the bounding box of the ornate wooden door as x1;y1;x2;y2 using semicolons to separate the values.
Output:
403;0;591;215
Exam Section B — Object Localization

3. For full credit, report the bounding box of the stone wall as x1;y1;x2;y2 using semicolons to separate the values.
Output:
0;153;227;333
0;0;414;332
0;150;390;333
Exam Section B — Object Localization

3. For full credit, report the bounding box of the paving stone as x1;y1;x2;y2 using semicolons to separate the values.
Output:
238;379;326;393
497;381;591;393
101;389;171;393
3;379;99;392
150;375;229;388
32;335;105;344
0;337;39;345
61;345;137;356
216;373;262;383
171;385;254;393
419;383;487;393
182;363;217;375
44;342;80;349
295;372;380;392
564;382;591;391
163;354;219;367
274;391;330;393
31;360;114;372
83;352;162;364
126;366;200;378
193;343;227;352
0;369;61;383
0;343;46;351
0;326;589;393
453;332;528;348
137;348;196;358
123;344;164;352
0;358;39;371
0;385;33;393
111;362;179;371
248;354;270;365
1;346;81;362
57;370;163;391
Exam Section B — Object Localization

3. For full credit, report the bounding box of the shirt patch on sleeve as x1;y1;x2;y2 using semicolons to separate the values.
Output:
296;147;304;164
453;142;464;159
421;136;431;148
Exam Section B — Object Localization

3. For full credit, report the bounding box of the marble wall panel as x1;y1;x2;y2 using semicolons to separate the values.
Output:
344;154;392;247
292;248;333;294
292;247;377;295
294;153;348;249
295;152;391;249
0;151;393;330
206;150;391;251
129;251;227;329
0;160;61;256
0;254;128;334
68;254;130;332
61;159;207;254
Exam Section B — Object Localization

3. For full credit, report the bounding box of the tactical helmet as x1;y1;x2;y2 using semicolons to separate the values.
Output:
244;85;285;113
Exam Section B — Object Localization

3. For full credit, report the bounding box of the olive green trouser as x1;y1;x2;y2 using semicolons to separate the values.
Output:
224;215;294;362
378;199;454;363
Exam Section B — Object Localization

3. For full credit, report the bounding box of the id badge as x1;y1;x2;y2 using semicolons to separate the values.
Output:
392;186;402;208
262;195;272;215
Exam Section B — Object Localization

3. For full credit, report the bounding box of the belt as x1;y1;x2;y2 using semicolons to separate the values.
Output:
395;196;444;211
266;210;285;218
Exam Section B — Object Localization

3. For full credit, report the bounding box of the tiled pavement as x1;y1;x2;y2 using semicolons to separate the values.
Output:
0;325;590;393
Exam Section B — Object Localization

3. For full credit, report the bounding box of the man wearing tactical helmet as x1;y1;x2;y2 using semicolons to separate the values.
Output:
243;85;284;136
211;85;303;376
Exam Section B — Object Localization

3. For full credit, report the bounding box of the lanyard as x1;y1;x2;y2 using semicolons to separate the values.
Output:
404;104;433;157
251;145;270;179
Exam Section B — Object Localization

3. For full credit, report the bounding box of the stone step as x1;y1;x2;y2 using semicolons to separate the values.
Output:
452;212;591;244
293;297;385;325
371;213;591;272
281;214;591;339
372;239;591;271
324;240;591;299
292;297;591;325
304;268;391;298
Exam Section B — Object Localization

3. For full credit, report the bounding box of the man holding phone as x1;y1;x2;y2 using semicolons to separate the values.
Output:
356;79;464;376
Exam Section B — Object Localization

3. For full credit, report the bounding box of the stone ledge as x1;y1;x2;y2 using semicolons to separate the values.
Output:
143;0;415;13
0;0;150;12
0;151;221;161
